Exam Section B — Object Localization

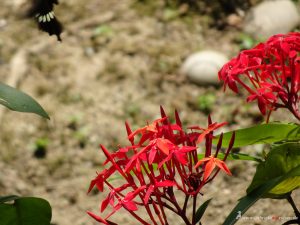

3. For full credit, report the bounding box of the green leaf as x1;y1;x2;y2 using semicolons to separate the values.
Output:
247;143;300;197
222;165;300;225
0;83;49;119
194;198;212;224
0;197;52;225
0;195;19;203
198;153;262;162
214;123;300;148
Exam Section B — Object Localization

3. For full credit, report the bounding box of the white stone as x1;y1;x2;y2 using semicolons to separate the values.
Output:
244;0;300;39
181;50;229;85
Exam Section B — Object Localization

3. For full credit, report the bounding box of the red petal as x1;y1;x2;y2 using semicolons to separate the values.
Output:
175;151;188;165
149;147;157;164
215;160;232;176
158;154;172;168
196;131;208;144
257;96;267;115
101;194;111;212
202;158;216;181
197;122;227;144
144;185;154;204
194;157;210;169
87;179;97;194
263;92;276;101
180;146;196;152
156;138;170;155
247;94;257;102
123;200;138;211
209;122;227;131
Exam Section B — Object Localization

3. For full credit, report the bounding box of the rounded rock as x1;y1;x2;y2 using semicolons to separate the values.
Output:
181;50;229;85
244;0;300;39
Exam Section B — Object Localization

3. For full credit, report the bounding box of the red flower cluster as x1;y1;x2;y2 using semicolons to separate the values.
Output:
219;32;300;121
87;107;234;225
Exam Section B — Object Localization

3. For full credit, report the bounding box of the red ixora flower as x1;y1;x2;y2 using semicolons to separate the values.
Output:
87;107;235;225
194;156;232;182
219;32;300;121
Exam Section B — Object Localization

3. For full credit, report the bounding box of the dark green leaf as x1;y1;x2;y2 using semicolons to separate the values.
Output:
222;165;300;225
0;195;19;203
247;143;300;197
214;123;300;148
0;197;52;225
198;153;262;162
194;198;212;224
0;83;49;119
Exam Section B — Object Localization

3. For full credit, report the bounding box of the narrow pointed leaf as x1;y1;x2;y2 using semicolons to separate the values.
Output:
0;83;49;119
194;198;212;224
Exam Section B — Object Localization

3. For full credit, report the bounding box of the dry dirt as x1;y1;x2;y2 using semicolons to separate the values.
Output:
0;0;299;225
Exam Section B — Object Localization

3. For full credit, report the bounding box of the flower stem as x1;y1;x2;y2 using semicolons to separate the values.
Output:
192;194;197;225
287;194;300;218
183;195;189;214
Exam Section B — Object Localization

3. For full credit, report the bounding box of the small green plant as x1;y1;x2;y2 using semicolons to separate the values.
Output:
197;93;216;114
92;25;114;39
33;138;49;159
236;33;256;50
74;128;88;149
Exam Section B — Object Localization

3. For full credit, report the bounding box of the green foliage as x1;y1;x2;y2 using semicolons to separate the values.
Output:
247;143;300;198
0;197;52;225
219;125;300;225
194;198;212;224
197;93;216;114
0;83;51;224
0;196;19;204
222;165;300;225
0;83;49;119
214;122;300;148
235;33;261;50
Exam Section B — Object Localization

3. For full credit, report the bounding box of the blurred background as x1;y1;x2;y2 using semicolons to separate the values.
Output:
0;0;300;224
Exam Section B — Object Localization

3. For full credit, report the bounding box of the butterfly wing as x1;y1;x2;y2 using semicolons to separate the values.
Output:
27;0;63;41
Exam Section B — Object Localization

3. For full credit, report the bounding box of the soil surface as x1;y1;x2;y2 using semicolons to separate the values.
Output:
0;1;299;225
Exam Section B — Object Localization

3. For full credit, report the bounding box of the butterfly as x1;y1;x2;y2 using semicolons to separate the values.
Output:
27;0;63;41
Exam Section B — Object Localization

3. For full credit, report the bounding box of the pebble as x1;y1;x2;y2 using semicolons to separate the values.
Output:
244;0;300;39
227;14;243;28
181;50;229;85
0;19;7;29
